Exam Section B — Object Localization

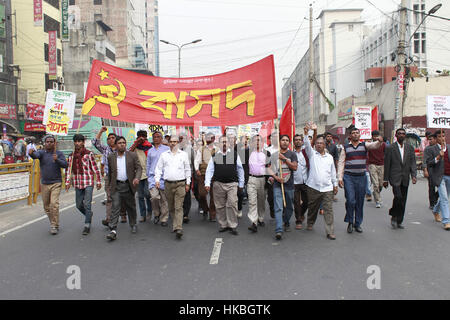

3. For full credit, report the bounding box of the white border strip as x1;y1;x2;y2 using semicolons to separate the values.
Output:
0;193;104;237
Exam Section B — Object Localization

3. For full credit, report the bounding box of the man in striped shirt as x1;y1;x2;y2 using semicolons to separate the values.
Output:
338;126;383;234
66;134;102;235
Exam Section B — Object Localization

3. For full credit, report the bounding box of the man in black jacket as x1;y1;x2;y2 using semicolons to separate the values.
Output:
426;130;450;230
383;128;417;229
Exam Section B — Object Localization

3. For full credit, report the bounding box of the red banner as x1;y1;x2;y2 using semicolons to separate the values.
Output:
24;123;46;132
26;103;45;121
0;104;16;120
82;56;277;126
34;0;43;26
48;31;57;80
279;95;295;141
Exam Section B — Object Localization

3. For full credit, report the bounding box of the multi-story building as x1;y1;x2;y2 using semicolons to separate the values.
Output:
71;0;158;73
282;9;366;132
63;13;116;104
0;0;18;135
11;0;63;107
362;0;450;86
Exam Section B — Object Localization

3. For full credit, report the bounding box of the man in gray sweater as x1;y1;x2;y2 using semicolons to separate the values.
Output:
29;135;68;235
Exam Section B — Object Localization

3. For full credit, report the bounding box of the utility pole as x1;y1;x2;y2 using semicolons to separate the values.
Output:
309;3;314;123
394;0;408;133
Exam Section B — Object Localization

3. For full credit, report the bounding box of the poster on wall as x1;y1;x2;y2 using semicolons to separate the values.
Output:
354;106;372;139
43;90;76;136
33;0;43;26
427;95;450;129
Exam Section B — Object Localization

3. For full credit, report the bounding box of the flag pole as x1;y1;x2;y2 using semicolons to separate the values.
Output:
290;89;294;148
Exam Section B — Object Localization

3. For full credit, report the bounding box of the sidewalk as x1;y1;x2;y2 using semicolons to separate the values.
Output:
0;188;105;235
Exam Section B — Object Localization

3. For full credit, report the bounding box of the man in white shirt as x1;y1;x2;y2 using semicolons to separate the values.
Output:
293;133;309;230
155;135;191;239
303;124;338;240
26;137;37;161
106;136;142;241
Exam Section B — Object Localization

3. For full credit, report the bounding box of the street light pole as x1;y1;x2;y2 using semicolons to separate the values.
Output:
394;2;441;134
160;39;202;77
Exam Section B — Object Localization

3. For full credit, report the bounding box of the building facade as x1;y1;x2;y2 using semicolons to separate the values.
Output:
282;9;366;133
71;0;158;73
0;0;18;134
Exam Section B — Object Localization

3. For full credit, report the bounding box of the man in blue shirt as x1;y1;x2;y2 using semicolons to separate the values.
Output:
146;131;170;226
29;135;67;235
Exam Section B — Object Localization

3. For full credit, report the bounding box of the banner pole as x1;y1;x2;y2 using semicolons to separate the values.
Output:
290;89;294;148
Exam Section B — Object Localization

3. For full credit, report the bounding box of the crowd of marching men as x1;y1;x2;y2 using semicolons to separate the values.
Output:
28;123;449;241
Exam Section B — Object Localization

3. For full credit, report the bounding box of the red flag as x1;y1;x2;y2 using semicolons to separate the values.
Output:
279;95;295;142
372;106;379;131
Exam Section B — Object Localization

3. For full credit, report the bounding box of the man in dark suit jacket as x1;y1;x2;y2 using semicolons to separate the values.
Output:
106;136;142;241
426;130;450;230
383;128;417;229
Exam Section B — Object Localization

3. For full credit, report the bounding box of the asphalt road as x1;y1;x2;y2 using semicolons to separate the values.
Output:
0;178;449;300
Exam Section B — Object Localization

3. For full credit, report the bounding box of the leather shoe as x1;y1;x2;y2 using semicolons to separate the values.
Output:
131;225;137;233
183;217;190;224
327;234;336;240
248;223;257;233
275;232;282;240
391;217;397;229
257;221;265;227
230;228;238;235
175;229;183;239
355;226;363;233
106;230;117;241
347;223;353;233
153;216;160;224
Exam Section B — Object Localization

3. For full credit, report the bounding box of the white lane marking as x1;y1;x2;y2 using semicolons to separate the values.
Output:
0;193;104;238
209;238;223;265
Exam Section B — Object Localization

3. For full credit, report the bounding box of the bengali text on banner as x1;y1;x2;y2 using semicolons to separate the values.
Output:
82;56;278;126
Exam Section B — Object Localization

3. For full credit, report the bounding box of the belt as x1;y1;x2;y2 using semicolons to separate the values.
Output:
165;179;186;183
250;174;265;178
117;180;128;183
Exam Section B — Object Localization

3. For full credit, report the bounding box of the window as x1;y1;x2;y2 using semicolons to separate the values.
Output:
45;73;58;91
44;14;61;38
422;40;426;53
421;4;425;11
105;48;115;62
422;33;426;39
44;43;61;66
414;40;420;53
57;49;61;66
0;4;5;38
414;33;419;39
94;0;102;4
44;0;59;9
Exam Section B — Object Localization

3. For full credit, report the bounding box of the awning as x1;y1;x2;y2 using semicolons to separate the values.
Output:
331;119;353;130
